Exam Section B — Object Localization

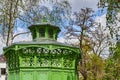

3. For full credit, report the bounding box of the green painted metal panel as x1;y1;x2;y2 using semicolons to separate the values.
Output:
52;72;62;80
62;73;68;80
16;72;20;80
9;72;15;80
67;73;73;80
22;71;34;80
37;72;48;80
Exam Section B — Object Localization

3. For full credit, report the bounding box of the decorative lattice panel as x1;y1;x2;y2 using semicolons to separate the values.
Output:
52;59;61;67
7;50;19;70
22;56;34;67
20;47;76;68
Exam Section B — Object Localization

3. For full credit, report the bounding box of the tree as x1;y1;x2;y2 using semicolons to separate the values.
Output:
65;7;108;80
0;0;71;46
91;23;109;57
90;54;105;80
65;8;95;80
87;23;108;79
104;41;120;80
98;0;120;39
0;0;24;46
18;0;71;28
98;1;120;79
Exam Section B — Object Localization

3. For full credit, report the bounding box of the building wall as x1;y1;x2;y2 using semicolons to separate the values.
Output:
0;62;7;80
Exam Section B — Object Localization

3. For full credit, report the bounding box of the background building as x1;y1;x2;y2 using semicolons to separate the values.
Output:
0;55;7;80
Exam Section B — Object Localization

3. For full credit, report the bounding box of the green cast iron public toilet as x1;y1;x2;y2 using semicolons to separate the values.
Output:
4;23;80;80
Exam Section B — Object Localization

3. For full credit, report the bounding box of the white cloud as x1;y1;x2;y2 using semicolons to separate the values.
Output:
116;13;120;27
13;33;32;42
57;37;79;45
14;27;28;35
95;13;106;27
13;27;32;42
69;0;99;12
57;37;65;43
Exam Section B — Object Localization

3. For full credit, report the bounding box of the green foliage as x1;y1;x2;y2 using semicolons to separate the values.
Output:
89;54;105;80
99;0;120;38
78;53;105;80
104;41;120;80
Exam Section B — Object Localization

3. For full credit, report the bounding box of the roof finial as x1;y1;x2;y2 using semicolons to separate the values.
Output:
43;16;47;22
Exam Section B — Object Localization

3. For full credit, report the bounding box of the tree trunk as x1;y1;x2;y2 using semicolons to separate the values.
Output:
6;0;14;46
6;0;19;46
80;68;87;80
83;72;87;80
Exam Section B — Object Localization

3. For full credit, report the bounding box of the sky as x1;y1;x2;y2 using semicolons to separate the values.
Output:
0;0;108;55
69;0;98;12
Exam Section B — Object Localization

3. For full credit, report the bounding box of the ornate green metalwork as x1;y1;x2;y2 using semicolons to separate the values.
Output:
4;23;80;80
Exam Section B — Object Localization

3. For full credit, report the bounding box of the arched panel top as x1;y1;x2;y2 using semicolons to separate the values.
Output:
4;43;80;56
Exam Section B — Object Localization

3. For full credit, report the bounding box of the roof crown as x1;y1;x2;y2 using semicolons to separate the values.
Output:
28;23;60;41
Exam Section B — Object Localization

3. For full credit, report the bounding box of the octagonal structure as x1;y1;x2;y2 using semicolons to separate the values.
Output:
4;23;80;80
